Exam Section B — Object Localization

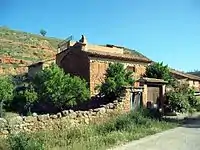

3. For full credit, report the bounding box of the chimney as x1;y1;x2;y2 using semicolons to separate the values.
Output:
79;35;88;51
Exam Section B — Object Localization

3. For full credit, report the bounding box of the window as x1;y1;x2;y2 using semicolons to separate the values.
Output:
126;66;135;72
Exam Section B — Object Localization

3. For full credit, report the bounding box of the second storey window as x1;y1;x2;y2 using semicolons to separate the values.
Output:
126;66;135;73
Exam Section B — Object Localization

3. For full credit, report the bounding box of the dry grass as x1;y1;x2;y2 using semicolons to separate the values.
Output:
0;26;62;75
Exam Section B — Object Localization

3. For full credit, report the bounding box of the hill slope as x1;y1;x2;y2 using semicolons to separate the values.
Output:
0;27;62;75
0;27;151;76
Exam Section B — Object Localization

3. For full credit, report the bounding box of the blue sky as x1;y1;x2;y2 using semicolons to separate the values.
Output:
1;0;200;71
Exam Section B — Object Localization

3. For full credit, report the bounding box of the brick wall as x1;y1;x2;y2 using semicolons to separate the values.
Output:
59;48;90;82
89;60;109;95
89;57;148;95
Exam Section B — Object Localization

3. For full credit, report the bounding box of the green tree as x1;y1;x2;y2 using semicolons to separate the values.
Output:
0;76;14;117
40;29;47;36
97;63;134;99
32;64;90;111
145;62;171;80
11;84;37;115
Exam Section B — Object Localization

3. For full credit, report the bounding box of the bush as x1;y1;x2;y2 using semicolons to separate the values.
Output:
11;84;38;115
195;96;200;111
32;64;90;111
166;91;190;113
0;76;14;117
8;133;45;150
96;63;134;99
166;82;198;113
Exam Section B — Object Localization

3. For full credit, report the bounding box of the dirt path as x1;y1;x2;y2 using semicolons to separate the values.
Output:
111;119;200;150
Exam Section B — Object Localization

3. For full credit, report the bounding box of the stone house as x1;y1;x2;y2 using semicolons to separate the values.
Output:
170;69;200;92
56;35;153;96
27;58;55;78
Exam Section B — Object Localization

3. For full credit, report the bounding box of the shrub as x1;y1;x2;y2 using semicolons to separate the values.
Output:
8;133;45;150
32;64;90;111
195;96;200;111
96;63;134;99
166;91;190;113
0;76;14;117
166;82;198;113
11;84;38;115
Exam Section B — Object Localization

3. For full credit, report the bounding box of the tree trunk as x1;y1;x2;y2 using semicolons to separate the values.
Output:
0;100;4;118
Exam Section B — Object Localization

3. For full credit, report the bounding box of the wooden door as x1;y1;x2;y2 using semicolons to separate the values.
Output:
147;86;161;106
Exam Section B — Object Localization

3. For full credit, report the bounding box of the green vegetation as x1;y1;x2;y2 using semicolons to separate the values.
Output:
145;62;200;113
0;110;178;150
166;81;200;113
145;62;171;81
0;76;14;117
13;84;38;115
0;26;62;74
96;63;134;99
40;29;47;37
4;64;89;115
33;64;90;111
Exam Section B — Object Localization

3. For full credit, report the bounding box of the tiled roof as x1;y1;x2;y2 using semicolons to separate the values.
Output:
170;69;200;81
87;44;152;63
86;50;152;63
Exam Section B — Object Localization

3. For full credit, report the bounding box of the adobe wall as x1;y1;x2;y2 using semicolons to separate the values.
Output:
0;89;132;137
89;57;148;95
59;47;90;82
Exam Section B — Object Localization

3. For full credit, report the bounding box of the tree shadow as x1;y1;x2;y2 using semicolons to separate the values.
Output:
163;115;200;129
181;116;200;129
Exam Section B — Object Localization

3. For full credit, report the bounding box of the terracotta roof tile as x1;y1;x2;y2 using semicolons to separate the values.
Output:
87;49;152;63
170;69;200;81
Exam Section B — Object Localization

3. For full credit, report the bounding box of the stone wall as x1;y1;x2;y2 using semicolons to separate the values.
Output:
0;89;132;137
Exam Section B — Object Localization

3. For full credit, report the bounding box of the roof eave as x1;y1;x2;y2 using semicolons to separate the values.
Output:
87;53;152;63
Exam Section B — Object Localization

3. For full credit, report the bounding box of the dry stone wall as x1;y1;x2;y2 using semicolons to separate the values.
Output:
0;90;131;137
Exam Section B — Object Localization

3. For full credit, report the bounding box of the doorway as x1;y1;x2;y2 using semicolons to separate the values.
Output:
131;91;142;111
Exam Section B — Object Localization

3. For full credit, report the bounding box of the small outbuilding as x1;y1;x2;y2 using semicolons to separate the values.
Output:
138;77;168;110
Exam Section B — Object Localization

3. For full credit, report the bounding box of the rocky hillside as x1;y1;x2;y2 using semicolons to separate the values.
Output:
0;27;62;75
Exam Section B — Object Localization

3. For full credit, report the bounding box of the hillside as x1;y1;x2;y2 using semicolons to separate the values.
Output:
0;27;62;75
0;27;151;76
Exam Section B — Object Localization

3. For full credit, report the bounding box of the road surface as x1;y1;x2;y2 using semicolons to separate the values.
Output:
111;119;200;150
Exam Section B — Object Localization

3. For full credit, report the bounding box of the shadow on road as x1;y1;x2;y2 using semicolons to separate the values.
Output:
162;115;200;129
181;117;200;128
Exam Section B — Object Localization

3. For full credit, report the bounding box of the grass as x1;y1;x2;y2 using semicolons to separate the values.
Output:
0;109;179;150
0;26;62;75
